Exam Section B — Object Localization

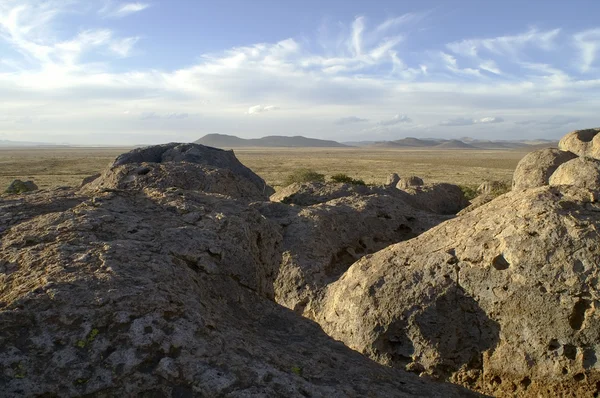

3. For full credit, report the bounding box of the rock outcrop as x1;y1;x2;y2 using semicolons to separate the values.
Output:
312;184;600;397
558;128;600;159
549;157;600;189
0;144;474;397
512;148;577;190
4;180;38;195
260;192;449;314
397;176;424;189
83;143;274;200
398;183;469;215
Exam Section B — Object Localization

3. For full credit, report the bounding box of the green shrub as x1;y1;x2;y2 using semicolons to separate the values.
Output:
459;185;478;201
330;173;366;185
489;181;511;197
284;169;325;186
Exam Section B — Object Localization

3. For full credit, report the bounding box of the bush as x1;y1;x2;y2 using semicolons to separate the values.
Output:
284;169;325;186
459;185;478;201
330;173;366;185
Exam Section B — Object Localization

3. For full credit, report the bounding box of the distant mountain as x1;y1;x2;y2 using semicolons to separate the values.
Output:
363;137;559;150
434;140;477;149
0;139;69;147
195;134;349;148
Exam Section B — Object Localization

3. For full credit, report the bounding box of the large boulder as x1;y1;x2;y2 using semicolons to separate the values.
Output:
313;185;600;397
549;157;600;189
4;180;38;195
257;193;449;313
558;128;600;159
512;148;577;190
84;143;274;200
0;186;474;397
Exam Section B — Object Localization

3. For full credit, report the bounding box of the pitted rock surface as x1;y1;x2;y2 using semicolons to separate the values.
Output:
0;146;475;397
398;183;469;215
312;185;600;397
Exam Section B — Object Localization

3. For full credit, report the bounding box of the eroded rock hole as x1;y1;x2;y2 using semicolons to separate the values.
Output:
563;344;577;360
569;299;591;330
520;377;531;389
576;129;599;142
574;373;586;382
492;254;510;270
548;339;560;351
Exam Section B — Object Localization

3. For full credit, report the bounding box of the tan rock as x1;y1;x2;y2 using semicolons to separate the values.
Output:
558;128;600;159
512;148;577;190
549;157;600;189
312;185;600;397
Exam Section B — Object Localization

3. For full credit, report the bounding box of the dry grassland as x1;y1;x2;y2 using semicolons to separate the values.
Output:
0;146;533;192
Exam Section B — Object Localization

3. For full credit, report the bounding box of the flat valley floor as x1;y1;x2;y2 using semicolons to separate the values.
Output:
0;146;536;192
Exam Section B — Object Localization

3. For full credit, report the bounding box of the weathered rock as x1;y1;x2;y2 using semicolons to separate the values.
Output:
399;183;469;215
83;143;274;201
4;179;38;195
0;188;473;397
270;182;379;206
313;185;600;397
477;181;509;195
457;193;495;216
549;157;600;189
386;173;401;187
81;173;101;187
397;176;424;189
512;148;577;190
558;128;600;159
257;193;449;314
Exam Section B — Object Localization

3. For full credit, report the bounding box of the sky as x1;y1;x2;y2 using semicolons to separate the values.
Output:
1;0;600;145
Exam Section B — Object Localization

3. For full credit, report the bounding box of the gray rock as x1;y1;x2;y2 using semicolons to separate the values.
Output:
82;143;273;201
81;173;101;187
0;184;473;398
4;179;38;195
258;193;449;314
512;148;577;190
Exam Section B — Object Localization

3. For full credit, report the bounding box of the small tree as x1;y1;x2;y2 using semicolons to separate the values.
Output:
284;169;325;186
330;173;366;185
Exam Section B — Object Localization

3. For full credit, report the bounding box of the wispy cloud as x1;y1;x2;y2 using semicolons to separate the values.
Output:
378;114;412;126
574;28;600;73
334;116;369;125
440;116;504;126
246;105;279;115
101;2;150;18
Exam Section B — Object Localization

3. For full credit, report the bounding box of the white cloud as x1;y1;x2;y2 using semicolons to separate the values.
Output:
574;28;600;73
378;114;412;126
334;116;369;125
102;2;150;18
440;116;504;126
447;27;561;58
246;105;279;115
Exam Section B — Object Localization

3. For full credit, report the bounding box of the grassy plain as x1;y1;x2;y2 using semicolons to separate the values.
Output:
0;146;534;192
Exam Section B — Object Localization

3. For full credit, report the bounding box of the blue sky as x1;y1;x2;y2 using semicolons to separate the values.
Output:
1;0;599;145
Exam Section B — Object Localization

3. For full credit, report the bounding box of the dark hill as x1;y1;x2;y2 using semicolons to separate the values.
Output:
195;134;348;148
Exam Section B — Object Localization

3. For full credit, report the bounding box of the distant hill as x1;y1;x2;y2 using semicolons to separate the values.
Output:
365;137;559;150
195;134;349;148
434;140;477;149
0;139;70;148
